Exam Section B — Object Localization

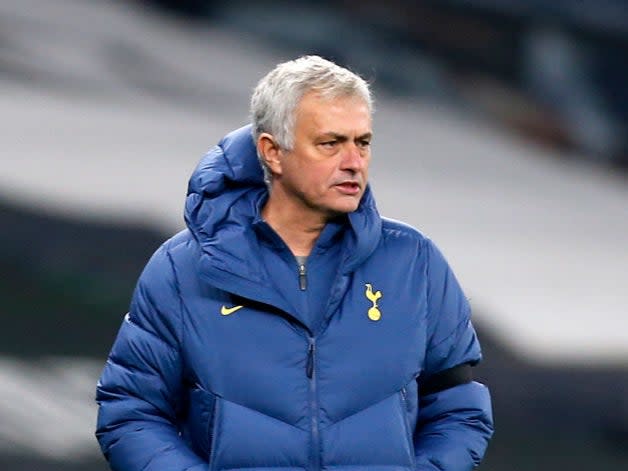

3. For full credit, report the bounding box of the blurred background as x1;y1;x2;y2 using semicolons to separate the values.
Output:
1;0;627;469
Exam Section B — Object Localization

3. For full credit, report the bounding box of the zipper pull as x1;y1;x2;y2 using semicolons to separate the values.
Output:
306;342;315;378
298;263;307;291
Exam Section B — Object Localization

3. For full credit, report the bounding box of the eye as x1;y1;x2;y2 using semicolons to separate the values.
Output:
357;139;371;149
320;140;338;149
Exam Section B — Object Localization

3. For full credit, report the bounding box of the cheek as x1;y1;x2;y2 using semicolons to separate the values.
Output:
309;165;335;187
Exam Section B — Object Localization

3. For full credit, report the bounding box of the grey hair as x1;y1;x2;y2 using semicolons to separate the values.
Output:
250;55;373;186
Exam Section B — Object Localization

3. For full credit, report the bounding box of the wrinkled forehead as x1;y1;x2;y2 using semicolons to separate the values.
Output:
295;91;372;123
297;88;371;112
294;96;372;142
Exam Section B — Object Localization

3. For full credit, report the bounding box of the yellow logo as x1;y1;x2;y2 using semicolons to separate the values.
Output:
365;283;382;321
220;305;244;316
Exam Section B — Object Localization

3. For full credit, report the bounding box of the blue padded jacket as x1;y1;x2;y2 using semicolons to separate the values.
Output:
95;125;493;471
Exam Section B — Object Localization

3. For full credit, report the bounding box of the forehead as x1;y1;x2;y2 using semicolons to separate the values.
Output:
294;92;372;135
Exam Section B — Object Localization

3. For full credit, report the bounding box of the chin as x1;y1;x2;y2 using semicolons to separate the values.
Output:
328;201;361;215
315;195;363;217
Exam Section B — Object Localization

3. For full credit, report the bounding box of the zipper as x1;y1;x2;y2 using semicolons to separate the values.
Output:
400;387;409;410
399;387;416;467
307;337;320;470
306;342;314;378
207;395;221;471
207;397;215;461
298;263;307;291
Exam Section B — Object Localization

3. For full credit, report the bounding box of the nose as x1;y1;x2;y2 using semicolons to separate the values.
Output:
340;142;367;172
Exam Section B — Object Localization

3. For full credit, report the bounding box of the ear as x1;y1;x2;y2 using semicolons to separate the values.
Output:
257;133;284;177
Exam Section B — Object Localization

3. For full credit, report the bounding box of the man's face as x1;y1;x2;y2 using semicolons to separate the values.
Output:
273;92;372;219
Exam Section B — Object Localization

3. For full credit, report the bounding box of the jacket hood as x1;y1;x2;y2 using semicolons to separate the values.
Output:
184;125;382;289
185;124;265;245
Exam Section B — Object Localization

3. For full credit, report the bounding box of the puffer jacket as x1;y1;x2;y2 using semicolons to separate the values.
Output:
95;125;493;471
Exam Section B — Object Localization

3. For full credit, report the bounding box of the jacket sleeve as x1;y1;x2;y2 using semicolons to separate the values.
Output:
414;240;494;471
95;244;206;471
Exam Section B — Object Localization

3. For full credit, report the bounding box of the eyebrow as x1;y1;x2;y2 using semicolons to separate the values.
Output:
319;132;373;142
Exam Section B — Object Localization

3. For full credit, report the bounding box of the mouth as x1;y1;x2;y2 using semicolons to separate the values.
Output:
334;181;361;195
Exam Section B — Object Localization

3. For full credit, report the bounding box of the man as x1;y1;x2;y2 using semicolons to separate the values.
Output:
95;55;493;471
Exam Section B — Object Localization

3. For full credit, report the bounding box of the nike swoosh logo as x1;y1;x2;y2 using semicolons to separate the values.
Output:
220;305;244;316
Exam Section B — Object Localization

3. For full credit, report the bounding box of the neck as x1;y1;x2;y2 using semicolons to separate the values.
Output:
261;194;328;257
